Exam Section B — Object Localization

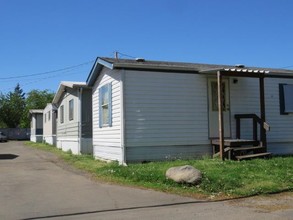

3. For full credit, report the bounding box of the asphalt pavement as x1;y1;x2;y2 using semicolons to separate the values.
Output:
0;141;292;220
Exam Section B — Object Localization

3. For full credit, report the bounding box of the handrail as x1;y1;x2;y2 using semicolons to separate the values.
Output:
234;114;270;142
235;114;270;131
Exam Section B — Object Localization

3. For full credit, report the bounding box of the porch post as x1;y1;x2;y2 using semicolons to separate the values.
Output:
217;71;225;160
259;75;267;151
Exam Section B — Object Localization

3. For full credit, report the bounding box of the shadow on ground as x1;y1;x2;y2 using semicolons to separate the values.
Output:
0;154;19;160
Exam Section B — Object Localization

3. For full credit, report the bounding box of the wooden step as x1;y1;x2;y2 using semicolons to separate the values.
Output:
231;146;264;152
212;147;232;158
236;152;272;161
212;139;260;147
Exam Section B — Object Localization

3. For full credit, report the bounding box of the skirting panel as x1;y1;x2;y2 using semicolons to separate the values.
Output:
43;135;56;146
30;135;43;143
126;144;211;162
57;138;79;154
268;142;293;155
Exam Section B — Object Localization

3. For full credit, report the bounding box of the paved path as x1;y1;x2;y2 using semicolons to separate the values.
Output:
0;141;292;220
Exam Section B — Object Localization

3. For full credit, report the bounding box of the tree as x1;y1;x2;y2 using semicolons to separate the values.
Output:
20;89;55;128
0;84;26;128
0;85;55;128
25;89;55;110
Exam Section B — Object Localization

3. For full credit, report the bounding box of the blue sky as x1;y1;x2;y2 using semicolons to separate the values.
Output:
1;0;293;94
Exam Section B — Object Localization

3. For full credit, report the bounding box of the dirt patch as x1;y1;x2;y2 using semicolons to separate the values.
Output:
228;192;293;212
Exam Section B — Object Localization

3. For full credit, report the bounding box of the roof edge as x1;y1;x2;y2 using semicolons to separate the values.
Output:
86;57;114;86
52;81;89;104
113;63;199;72
29;109;43;114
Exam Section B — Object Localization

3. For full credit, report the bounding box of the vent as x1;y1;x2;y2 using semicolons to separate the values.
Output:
135;58;145;62
235;64;245;68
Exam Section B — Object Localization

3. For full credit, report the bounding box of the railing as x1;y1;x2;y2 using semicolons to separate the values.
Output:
234;114;270;146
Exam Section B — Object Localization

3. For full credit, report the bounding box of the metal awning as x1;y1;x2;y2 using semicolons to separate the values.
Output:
222;68;270;74
199;67;269;76
200;67;293;79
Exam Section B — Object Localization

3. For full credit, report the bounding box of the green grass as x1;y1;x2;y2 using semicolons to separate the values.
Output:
25;141;293;199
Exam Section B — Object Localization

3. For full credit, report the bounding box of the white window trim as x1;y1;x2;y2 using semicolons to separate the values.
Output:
99;83;112;128
60;105;64;124
69;99;74;121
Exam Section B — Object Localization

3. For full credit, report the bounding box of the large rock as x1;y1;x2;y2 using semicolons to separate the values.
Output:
166;165;202;185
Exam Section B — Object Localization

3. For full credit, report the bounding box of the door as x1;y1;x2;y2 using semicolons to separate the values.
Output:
208;78;231;138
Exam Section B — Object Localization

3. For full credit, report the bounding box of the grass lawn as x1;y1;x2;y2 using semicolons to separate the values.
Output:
25;142;293;199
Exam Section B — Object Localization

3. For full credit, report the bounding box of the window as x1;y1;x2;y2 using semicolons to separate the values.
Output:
48;111;51;121
211;81;228;111
69;99;74;121
99;83;112;127
60;105;64;123
280;84;293;114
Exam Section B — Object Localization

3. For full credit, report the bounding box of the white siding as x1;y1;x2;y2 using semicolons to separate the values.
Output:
57;91;80;137
265;78;293;154
56;89;80;154
230;77;293;154
43;104;57;145
92;68;122;162
124;70;210;162
30;115;37;134
43;104;53;135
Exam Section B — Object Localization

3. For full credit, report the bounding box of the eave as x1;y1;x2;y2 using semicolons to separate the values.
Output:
52;81;89;105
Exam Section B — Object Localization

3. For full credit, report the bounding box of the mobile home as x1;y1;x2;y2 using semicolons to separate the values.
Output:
29;109;43;143
42;103;57;145
87;57;293;163
52;82;92;154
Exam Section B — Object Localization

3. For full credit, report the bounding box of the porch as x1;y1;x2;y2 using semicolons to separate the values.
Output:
212;114;271;160
201;66;293;160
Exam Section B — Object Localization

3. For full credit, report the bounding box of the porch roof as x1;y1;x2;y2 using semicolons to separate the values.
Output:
199;67;293;78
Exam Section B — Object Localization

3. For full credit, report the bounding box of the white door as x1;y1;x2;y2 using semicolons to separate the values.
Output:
208;78;231;138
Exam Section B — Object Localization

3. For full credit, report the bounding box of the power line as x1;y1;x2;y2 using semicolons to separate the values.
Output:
0;67;85;83
0;60;94;80
0;69;84;93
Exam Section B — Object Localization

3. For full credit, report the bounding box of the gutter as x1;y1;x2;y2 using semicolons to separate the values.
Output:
120;69;127;165
78;87;83;154
113;64;199;73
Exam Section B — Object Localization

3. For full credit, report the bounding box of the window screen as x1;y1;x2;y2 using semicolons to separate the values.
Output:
280;84;293;114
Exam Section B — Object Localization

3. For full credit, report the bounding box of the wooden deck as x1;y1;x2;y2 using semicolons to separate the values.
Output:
212;139;271;160
212;139;260;147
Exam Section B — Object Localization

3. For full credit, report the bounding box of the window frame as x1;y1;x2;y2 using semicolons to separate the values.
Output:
211;81;228;112
99;83;112;128
60;105;64;124
69;99;74;121
280;84;293;115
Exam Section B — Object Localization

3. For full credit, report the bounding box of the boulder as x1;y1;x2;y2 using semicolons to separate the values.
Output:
166;165;202;185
